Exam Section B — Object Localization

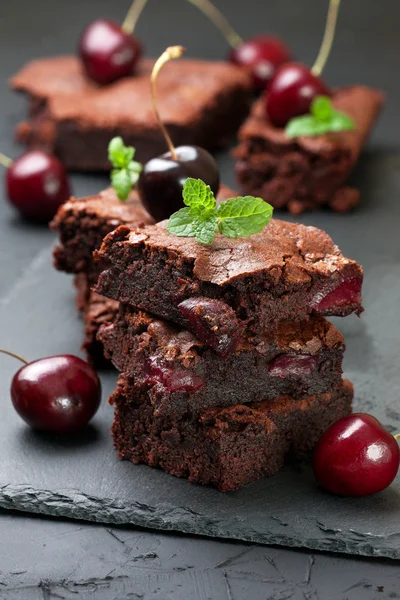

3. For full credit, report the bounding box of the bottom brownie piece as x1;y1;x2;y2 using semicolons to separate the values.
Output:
74;274;118;367
111;378;353;492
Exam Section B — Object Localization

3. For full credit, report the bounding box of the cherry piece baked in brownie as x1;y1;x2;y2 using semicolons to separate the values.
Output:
111;377;353;492
95;218;363;343
98;306;345;417
233;87;384;214
11;56;252;171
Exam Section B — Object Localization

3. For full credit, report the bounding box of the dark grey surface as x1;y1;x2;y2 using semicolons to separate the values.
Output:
1;0;400;596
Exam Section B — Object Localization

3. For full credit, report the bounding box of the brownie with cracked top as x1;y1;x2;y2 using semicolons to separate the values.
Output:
98;306;345;417
233;86;384;214
111;378;353;492
11;56;252;170
95;218;363;343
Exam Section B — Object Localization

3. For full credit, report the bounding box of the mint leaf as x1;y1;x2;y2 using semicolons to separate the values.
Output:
192;214;219;244
285;96;356;139
311;95;333;121
108;137;142;201
111;169;133;202
183;178;216;212
217;196;273;238
167;207;196;237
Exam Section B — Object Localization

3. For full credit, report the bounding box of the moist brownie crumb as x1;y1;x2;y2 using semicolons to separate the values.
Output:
98;306;345;417
233;86;384;213
11;56;252;170
111;378;353;491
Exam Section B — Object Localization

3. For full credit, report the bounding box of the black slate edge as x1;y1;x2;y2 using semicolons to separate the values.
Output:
1;484;399;560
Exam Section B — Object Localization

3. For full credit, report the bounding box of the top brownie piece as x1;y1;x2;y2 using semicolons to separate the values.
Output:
51;184;236;279
11;56;252;169
234;86;384;213
95;218;363;337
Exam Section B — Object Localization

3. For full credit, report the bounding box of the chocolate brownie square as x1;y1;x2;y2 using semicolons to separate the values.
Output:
98;306;345;417
11;56;252;170
111;378;353;491
95;219;363;343
233;86;384;214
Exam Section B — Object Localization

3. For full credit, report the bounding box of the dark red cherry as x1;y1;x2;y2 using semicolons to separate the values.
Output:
6;150;70;222
79;19;141;85
178;297;242;358
265;62;331;128
138;146;220;222
313;413;400;497
11;355;101;434
144;356;204;393
268;354;318;377
229;36;291;91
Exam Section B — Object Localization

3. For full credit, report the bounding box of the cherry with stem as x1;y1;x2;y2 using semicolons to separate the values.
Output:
0;348;101;434
79;0;148;85
186;0;291;91
137;46;220;222
266;0;341;127
0;150;70;222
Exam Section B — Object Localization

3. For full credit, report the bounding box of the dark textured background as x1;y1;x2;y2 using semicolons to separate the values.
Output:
1;0;400;597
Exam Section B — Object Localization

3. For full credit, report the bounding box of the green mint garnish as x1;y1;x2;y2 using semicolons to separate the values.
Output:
108;137;142;201
167;178;273;245
285;96;356;138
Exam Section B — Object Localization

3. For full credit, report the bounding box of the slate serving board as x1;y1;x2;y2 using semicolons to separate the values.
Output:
1;0;400;564
0;150;400;560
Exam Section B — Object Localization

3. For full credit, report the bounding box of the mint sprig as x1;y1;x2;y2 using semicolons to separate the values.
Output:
285;96;356;139
167;179;273;245
108;137;142;201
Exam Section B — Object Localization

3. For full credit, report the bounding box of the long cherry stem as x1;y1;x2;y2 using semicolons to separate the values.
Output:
121;0;149;34
186;0;243;48
394;434;400;441
0;349;28;365
311;0;341;76
151;46;185;161
0;153;13;169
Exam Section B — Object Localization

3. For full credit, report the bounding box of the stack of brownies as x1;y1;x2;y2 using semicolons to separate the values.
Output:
92;217;363;491
51;185;236;365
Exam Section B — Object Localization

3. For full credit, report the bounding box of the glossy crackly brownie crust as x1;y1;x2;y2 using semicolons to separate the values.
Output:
11;56;252;170
98;306;345;417
51;184;237;279
111;378;353;492
74;274;118;367
51;187;154;278
233;86;384;214
95;219;363;340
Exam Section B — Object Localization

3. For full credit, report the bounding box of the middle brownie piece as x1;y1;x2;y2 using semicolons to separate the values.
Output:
98;306;345;417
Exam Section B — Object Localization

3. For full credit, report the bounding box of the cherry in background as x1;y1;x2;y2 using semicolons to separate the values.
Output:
137;46;220;221
229;36;291;91
186;0;291;91
1;350;101;434
313;413;400;497
0;150;70;223
79;0;148;85
265;0;340;127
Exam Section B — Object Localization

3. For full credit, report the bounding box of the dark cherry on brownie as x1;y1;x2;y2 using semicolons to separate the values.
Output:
98;306;345;417
94;219;363;343
111;377;353;492
234;86;384;214
10;56;252;170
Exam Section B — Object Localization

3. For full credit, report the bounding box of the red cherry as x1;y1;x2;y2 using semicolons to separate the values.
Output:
79;19;141;85
265;62;331;128
10;355;101;434
5;151;70;222
229;36;291;91
313;413;400;497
